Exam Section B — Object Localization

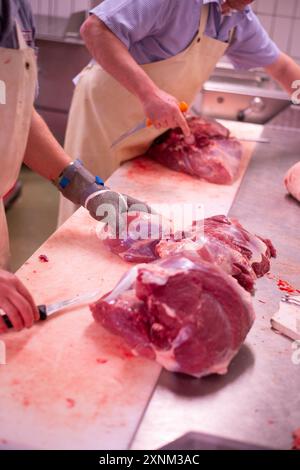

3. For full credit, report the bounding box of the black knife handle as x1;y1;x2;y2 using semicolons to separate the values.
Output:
1;305;47;329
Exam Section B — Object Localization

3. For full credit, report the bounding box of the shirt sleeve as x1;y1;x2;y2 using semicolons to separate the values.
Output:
226;9;280;70
90;0;172;49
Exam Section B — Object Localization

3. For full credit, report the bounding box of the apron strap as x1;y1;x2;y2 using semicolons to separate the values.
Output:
198;5;236;45
228;26;236;44
15;23;28;50
198;4;209;37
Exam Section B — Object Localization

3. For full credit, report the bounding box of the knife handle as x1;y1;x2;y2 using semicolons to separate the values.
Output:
2;305;48;330
146;101;188;127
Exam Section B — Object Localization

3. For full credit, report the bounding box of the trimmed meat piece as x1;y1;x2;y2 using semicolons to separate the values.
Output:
146;116;243;184
91;254;255;378
102;213;172;263
157;215;276;291
104;213;276;293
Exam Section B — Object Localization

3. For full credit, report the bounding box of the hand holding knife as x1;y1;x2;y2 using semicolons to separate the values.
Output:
1;290;101;330
111;101;189;148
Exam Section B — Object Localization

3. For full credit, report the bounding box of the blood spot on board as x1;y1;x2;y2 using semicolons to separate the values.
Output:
0;438;8;445
23;398;30;407
267;273;276;280
277;278;300;295
292;428;300;450
96;358;108;365
66;398;76;409
11;379;20;386
32;270;37;274
39;254;49;263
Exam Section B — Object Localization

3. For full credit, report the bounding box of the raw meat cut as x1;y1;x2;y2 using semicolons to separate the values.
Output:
91;254;255;378
101;212;172;263
104;212;276;292
145;116;243;184
157;215;276;292
285;161;300;202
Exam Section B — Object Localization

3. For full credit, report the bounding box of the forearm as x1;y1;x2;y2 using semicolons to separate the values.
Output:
265;52;300;96
23;108;71;181
80;15;157;103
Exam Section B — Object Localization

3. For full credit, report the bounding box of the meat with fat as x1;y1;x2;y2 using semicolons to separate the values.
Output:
91;254;255;378
101;213;172;263
145;116;243;185
103;213;276;292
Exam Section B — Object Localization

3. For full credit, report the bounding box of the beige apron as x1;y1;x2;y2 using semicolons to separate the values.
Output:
58;4;233;226
0;25;37;269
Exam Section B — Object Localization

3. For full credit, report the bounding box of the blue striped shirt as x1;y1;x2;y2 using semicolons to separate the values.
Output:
91;0;280;70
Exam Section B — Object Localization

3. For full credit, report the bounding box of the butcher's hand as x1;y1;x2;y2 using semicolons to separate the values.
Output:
142;88;191;138
0;270;39;333
55;159;152;227
284;161;300;202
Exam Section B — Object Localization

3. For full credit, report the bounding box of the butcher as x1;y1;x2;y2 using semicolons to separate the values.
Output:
58;0;300;224
0;0;147;334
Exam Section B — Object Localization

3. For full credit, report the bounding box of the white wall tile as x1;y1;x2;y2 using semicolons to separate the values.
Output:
276;0;297;17
254;0;276;15
27;0;300;63
257;14;273;35
29;0;38;14
272;16;292;52
290;19;300;57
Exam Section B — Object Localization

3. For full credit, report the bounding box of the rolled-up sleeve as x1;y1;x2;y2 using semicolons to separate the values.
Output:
226;9;280;70
90;0;168;49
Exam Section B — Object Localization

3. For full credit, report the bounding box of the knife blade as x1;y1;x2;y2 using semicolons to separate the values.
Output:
1;289;101;330
111;101;188;148
238;137;270;144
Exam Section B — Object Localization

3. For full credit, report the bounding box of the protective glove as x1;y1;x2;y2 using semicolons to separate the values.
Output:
55;159;151;231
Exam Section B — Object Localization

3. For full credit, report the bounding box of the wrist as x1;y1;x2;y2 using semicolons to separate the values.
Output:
136;80;159;105
55;159;105;206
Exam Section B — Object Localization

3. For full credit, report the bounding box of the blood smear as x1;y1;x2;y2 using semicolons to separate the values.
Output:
39;254;49;263
96;358;108;365
292;428;300;450
66;398;76;409
277;279;300;295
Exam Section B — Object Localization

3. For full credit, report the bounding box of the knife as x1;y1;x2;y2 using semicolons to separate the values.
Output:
111;101;188;148
238;137;270;144
1;289;101;329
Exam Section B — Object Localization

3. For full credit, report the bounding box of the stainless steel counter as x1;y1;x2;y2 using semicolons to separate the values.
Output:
131;109;300;450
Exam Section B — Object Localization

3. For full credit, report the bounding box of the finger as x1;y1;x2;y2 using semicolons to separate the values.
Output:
175;113;191;138
14;277;39;321
10;291;36;329
1;299;24;331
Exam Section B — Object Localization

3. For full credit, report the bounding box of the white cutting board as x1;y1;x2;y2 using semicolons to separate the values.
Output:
271;302;300;341
0;121;263;450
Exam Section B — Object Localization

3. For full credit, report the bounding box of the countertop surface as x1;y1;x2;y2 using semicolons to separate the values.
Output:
131;109;300;450
0;120;263;450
